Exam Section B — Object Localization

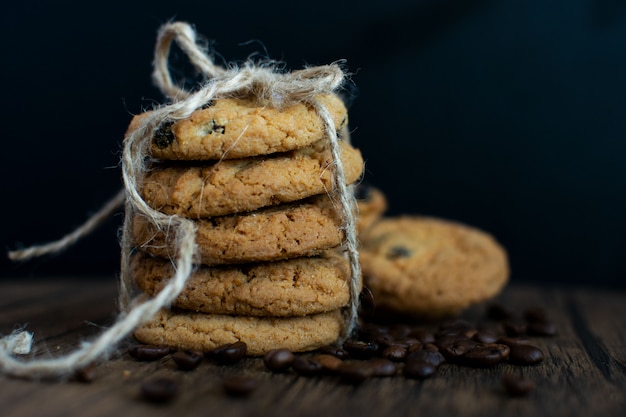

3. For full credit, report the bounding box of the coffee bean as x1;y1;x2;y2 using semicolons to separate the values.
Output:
343;339;379;359
502;374;535;396
508;344;545;365
337;361;373;384
440;339;479;361
73;363;97;383
222;375;258;397
523;307;548;323
292;356;324;376
389;324;412;339
172;350;203;371
404;360;437;379
209;341;247;365
504;321;528;337
473;329;500;344
263;349;294;372
319;345;349;359
527;321;556;337
367;358;398;377
312;354;343;372
486;303;514;321
408;329;435;345
141;377;179;403
461;344;507;367
497;337;533;347
382;345;407;362
128;344;170;361
421;343;440;352
406;349;445;368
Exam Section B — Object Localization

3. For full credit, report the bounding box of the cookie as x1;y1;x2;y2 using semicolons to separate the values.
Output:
133;194;345;265
359;216;509;317
141;139;363;217
128;94;347;160
131;250;351;316
355;183;387;235
134;308;344;355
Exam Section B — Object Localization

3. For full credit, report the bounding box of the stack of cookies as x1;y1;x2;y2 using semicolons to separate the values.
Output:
127;94;364;355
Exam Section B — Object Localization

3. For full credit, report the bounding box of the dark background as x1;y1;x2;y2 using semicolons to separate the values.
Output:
1;0;625;288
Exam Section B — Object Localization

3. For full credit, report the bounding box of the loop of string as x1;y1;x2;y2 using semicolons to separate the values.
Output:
1;21;360;378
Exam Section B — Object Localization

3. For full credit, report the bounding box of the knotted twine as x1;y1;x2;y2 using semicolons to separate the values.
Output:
1;21;361;378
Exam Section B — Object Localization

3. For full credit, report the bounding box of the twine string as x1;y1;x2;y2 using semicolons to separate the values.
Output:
1;21;360;378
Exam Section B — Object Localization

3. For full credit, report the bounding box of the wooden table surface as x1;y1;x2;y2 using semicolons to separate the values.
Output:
1;277;625;417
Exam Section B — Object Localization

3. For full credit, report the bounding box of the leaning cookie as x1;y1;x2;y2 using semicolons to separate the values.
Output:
141;139;363;217
131;250;351;316
134;308;344;355
127;94;347;160
360;216;509;317
133;194;344;265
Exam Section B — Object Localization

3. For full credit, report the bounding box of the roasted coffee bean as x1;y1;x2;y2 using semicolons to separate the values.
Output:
434;334;463;350
337;361;373;384
440;339;479;361
527;321;556;337
421;343;440;352
439;319;473;333
74;363;97;383
406;349;445;368
502;374;535;396
368;358;398;377
319;345;350;359
473;330;500;344
263;349;295;372
508;344;545;365
461;344;508;367
486;303;514;321
141;377;179;403
523;307;548;323
222;375;258;397
389;324;412;339
172;350;203;371
128;344;170;361
292;356;324;376
382;345;407;362
404;360;437;379
312;354;343;372
408;329;435;345
497;337;533;347
504;321;528;337
210;341;247;365
343;339;379;359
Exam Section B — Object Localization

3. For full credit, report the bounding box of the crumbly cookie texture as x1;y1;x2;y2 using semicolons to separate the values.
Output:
126;94;348;160
134;308;344;355
141;139;363;217
355;183;388;235
133;194;344;265
131;250;351;316
360;216;509;317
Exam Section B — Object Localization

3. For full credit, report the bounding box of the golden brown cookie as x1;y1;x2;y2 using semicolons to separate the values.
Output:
128;94;347;160
133;194;345;265
134;308;344;355
141;139;363;217
131;250;351;316
355;183;387;235
360;216;509;317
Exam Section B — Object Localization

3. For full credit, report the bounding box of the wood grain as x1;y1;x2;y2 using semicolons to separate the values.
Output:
1;278;624;417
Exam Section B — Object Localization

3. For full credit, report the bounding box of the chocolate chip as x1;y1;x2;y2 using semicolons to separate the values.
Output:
172;350;203;371
292;356;324;376
508;344;545;365
386;246;411;260
128;344;170;361
502;374;535;397
404;360;437;379
354;183;373;201
154;121;174;148
141;377;179;403
207;119;225;134
222;375;258;397
209;341;247;365
263;349;294;372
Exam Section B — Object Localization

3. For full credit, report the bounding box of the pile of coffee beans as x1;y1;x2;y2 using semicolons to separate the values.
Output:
125;302;556;403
